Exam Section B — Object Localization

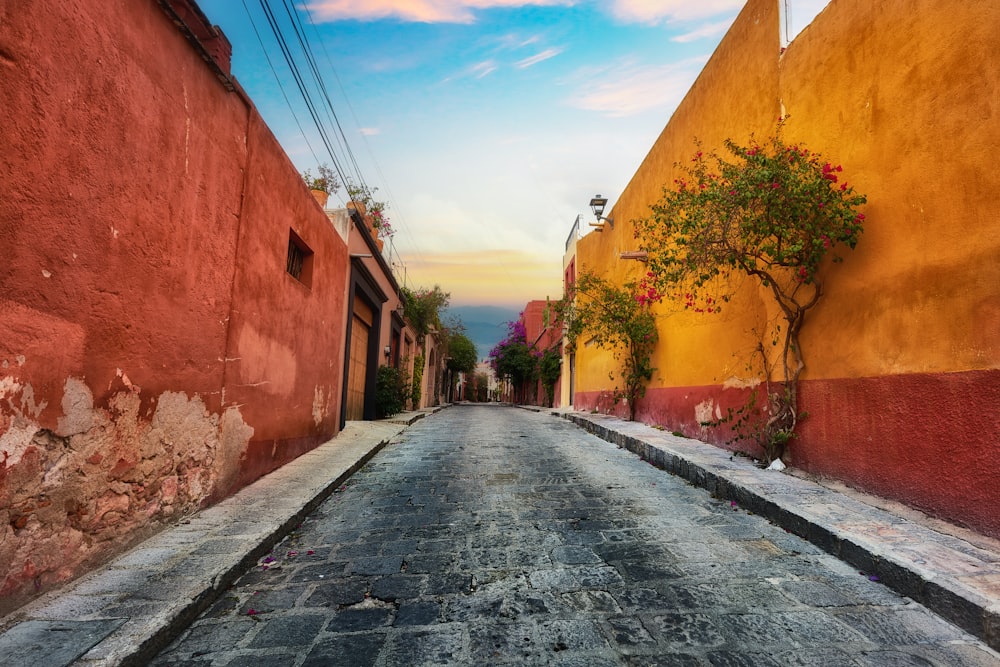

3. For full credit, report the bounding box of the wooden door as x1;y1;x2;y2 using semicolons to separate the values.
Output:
346;299;374;420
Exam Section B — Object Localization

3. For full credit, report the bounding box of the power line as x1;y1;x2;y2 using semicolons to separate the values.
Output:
297;4;427;270
256;0;351;197
243;1;423;286
239;0;321;168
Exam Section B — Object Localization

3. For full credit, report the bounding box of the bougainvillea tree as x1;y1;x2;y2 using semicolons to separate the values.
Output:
489;318;538;403
635;122;866;461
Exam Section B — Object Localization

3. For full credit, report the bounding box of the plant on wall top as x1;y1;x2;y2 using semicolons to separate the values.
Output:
635;120;866;461
302;163;340;194
347;180;394;240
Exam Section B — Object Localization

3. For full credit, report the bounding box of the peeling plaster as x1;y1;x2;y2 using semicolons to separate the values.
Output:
312;385;326;426
722;376;761;390
0;375;255;614
0;376;22;400
56;377;96;437
0;415;38;468
694;398;720;426
0;378;47;467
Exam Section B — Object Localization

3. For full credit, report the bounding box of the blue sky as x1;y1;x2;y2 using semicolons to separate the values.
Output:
198;0;827;307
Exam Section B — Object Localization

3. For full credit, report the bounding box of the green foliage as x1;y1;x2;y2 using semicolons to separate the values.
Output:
489;319;538;403
559;272;658;421
446;332;478;375
495;343;538;401
539;347;562;408
402;285;450;346
346;179;393;239
636;122;867;461
302;163;340;194
374;365;409;419
471;371;490;402
410;353;425;407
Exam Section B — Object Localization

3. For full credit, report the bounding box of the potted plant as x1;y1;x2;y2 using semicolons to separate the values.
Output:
346;180;394;248
302;163;339;208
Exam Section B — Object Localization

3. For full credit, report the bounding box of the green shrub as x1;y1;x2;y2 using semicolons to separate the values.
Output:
375;365;409;419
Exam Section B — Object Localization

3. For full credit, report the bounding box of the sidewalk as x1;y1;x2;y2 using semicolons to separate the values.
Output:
1;406;998;666
0;409;439;667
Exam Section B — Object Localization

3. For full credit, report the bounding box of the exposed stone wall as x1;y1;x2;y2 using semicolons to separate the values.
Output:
0;377;252;611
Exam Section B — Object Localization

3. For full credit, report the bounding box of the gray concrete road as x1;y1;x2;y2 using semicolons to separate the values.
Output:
151;405;999;666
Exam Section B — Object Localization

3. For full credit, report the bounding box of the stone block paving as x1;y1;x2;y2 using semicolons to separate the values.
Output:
152;406;1000;666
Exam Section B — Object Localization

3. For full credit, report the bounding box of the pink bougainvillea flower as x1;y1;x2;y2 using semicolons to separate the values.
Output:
247;608;258;616
307;550;315;555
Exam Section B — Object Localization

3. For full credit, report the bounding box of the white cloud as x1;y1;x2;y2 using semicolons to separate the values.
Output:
671;19;732;43
470;60;498;78
567;56;708;118
359;127;381;136
515;47;563;68
305;0;577;24
607;0;745;25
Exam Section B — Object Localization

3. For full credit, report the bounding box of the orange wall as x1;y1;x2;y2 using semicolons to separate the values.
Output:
0;0;349;612
575;0;1000;536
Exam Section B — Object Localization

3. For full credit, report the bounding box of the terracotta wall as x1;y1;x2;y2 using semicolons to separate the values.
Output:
574;0;1000;536
521;299;561;407
341;207;412;421
0;0;349;613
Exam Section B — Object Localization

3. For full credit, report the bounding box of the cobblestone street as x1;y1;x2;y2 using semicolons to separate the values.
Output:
152;406;998;666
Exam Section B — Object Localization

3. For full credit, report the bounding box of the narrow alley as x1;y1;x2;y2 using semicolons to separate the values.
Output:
151;406;996;666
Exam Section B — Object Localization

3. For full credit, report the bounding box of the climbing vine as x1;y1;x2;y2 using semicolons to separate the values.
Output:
559;272;658;421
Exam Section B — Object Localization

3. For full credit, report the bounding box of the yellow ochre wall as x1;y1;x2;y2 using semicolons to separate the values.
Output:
574;0;1000;537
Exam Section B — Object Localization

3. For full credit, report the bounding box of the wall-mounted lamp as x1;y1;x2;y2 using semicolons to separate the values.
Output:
589;195;614;229
383;345;391;359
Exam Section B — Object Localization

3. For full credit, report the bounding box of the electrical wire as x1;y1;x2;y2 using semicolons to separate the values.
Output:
256;0;351;197
242;0;429;286
239;0;321;169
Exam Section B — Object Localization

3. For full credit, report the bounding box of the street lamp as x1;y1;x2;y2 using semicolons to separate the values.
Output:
589;195;614;229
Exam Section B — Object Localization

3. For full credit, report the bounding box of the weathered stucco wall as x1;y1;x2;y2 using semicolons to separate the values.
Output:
224;114;349;486
574;0;1000;536
0;0;349;613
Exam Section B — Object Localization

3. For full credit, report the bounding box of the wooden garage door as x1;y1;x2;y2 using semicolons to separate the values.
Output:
345;299;373;420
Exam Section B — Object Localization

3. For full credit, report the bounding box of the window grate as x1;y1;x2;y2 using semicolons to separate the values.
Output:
286;229;313;286
287;238;305;279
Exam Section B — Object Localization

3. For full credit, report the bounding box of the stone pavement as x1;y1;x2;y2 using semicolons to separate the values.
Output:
0;404;998;666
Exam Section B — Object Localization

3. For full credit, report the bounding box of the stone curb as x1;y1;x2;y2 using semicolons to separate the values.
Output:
558;410;1000;652
0;408;441;667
